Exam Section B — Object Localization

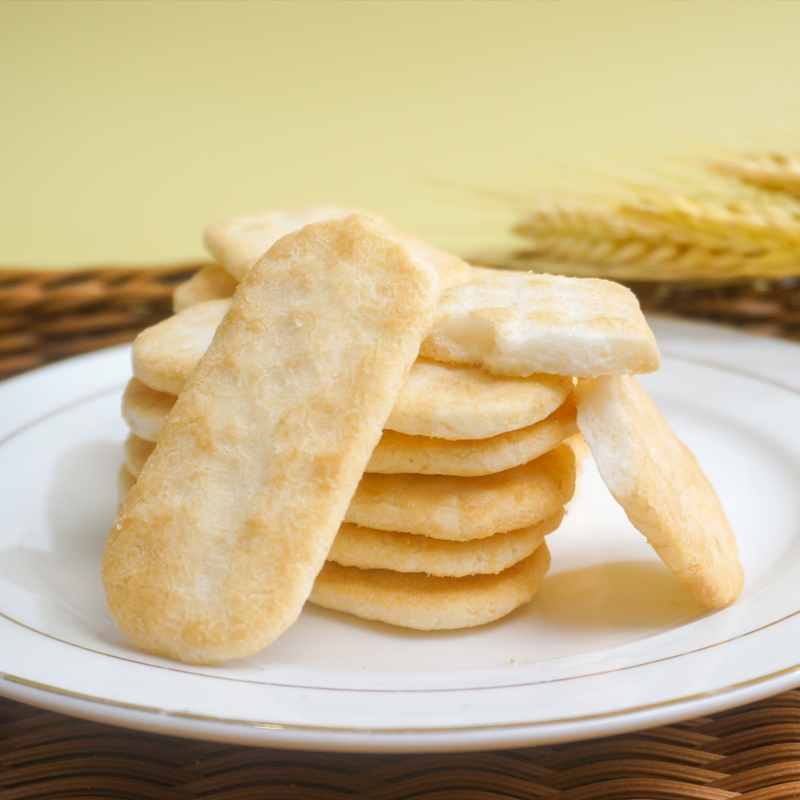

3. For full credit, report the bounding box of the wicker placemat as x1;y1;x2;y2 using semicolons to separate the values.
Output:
2;265;800;800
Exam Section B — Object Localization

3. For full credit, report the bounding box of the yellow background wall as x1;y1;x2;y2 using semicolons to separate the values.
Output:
2;1;800;268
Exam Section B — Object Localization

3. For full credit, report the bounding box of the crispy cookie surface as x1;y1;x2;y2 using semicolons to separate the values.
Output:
368;397;578;475
346;443;576;541
421;273;660;378
103;213;439;664
203;206;355;281
328;511;562;577
575;374;744;608
309;544;551;630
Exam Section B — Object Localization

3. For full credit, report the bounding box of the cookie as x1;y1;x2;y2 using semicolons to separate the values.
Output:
328;510;562;577
421;273;660;378
309;544;551;630
173;265;237;312
574;374;744;608
103;213;439;664
346;443;576;541
368;397;578;475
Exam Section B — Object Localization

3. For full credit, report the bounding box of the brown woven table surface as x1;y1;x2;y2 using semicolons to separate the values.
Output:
2;265;800;800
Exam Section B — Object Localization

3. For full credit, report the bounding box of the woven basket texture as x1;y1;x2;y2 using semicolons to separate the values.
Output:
4;692;800;799
2;264;800;799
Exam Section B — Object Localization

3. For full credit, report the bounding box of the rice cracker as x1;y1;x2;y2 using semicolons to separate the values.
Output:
421;273;660;378
204;206;471;291
102;213;439;664
346;443;576;541
368;397;578;475
574;374;743;608
121;378;176;442
386;358;572;440
203;206;355;281
173;264;237;312
132;299;231;396
309;544;551;630
328;510;562;577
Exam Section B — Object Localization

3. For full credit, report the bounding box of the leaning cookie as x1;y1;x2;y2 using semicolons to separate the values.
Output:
309;544;551;630
103;213;440;664
574;374;743;609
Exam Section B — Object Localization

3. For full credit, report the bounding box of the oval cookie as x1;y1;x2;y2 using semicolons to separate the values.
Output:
370;397;578;475
346;443;576;541
173;264;238;313
309;544;551;630
386;358;572;440
328;510;562;577
575;374;743;609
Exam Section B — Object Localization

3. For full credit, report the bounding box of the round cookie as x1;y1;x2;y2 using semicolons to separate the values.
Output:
328;510;562;577
346;443;576;541
132;299;231;396
121;379;177;443
309;543;551;630
385;358;572;440
173;264;237;312
369;397;578;475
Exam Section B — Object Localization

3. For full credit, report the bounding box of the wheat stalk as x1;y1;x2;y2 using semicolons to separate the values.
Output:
709;152;800;199
506;193;800;281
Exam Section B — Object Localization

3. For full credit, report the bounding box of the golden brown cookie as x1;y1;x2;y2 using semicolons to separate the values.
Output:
328;510;562;577
346;443;576;541
103;213;439;664
368;397;578;475
309;543;551;630
173;264;238;312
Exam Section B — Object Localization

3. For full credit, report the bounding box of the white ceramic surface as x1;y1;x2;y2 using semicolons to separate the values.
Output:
1;317;800;752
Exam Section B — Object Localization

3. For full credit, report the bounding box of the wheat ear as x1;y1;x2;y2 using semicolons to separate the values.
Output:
709;153;800;200
509;194;800;281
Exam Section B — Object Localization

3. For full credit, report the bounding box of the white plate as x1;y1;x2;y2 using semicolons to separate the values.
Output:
2;317;800;753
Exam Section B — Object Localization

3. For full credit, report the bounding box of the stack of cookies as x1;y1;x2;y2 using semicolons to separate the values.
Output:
118;210;582;630
106;208;743;665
